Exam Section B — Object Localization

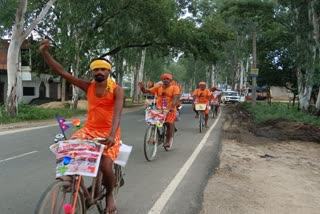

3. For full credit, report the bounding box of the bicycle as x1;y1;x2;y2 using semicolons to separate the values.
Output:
195;103;207;133
210;101;220;118
35;136;129;214
143;109;174;161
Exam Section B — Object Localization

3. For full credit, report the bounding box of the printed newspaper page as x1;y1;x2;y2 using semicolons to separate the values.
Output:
55;139;105;177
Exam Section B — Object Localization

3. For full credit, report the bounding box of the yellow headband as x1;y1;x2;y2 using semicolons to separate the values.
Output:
90;60;112;71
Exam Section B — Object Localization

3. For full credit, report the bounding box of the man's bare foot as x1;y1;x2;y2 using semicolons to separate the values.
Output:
105;194;116;214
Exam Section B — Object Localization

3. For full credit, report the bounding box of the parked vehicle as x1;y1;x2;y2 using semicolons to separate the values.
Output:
221;91;240;104
180;93;193;104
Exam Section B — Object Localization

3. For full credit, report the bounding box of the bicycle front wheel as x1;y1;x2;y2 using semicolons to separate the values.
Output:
144;125;158;161
35;179;85;214
199;112;203;133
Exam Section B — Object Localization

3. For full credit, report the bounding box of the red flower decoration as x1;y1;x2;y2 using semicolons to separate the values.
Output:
72;119;81;127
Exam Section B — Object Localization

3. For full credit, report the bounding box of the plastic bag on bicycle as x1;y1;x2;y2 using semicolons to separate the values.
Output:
145;109;167;125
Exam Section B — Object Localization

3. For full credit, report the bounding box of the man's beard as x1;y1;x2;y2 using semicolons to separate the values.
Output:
94;75;106;83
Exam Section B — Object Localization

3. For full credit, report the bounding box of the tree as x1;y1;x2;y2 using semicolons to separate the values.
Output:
3;0;56;117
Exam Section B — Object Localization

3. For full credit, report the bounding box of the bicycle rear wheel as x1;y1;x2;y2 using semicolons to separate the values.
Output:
35;179;85;214
96;164;124;214
211;107;215;118
144;125;158;161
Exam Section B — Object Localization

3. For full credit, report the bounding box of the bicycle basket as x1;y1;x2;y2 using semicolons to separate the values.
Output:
195;103;207;111
145;109;167;125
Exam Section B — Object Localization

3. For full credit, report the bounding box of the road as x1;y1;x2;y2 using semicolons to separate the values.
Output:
0;104;222;214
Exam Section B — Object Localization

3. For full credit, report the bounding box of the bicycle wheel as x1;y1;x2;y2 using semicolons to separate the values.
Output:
35;179;85;214
144;125;158;161
114;164;124;197
211;107;215;118
96;164;124;214
163;123;174;151
199;112;204;133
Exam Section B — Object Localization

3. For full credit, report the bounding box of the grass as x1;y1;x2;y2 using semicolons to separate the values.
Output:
0;99;144;124
242;102;320;126
0;104;87;124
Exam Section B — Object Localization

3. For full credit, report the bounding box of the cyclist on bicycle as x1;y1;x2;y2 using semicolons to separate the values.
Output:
138;73;180;148
210;86;221;116
192;82;212;128
40;39;122;214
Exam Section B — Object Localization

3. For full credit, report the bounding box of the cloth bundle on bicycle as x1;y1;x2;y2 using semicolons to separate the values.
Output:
145;109;167;125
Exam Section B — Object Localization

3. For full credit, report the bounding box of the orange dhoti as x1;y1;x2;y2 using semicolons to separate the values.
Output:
71;127;120;161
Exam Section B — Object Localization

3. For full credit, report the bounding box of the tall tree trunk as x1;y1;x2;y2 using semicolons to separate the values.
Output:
240;60;244;93
116;56;124;87
210;64;215;87
137;48;146;102
71;66;79;109
6;39;21;116
252;30;257;106
5;0;56;117
61;78;66;102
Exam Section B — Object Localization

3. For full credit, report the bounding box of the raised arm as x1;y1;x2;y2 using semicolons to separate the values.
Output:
39;39;89;91
138;82;151;94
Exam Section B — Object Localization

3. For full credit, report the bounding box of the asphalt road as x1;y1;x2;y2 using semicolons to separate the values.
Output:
0;104;222;214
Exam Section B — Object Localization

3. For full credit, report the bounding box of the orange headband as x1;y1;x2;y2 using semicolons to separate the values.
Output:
90;59;112;71
161;73;172;80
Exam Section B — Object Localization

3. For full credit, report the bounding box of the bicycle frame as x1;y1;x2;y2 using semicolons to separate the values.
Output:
58;163;121;214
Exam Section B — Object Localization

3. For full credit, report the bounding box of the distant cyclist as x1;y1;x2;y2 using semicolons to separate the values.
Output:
192;82;212;128
138;73;180;148
210;86;221;116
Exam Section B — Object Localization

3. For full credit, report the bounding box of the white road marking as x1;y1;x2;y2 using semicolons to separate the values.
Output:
0;124;57;136
147;112;221;214
0;151;38;163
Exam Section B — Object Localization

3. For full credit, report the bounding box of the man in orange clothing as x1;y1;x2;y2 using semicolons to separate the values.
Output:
138;73;180;147
193;82;212;127
39;39;122;214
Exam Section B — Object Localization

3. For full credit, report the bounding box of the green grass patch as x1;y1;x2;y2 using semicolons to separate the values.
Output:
0;100;144;124
0;104;87;124
242;102;320;126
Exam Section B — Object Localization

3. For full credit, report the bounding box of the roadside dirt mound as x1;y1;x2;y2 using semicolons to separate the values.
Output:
230;105;320;143
39;100;88;110
254;119;320;143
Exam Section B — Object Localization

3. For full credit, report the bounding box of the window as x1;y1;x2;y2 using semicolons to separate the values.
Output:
23;87;35;96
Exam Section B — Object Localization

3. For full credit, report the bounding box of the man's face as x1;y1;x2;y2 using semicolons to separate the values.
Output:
162;78;171;86
92;68;110;83
199;85;206;90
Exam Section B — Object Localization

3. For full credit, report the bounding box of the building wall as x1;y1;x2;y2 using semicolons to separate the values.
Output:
270;86;290;100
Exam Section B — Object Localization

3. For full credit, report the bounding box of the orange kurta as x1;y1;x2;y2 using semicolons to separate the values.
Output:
148;84;180;124
71;81;120;161
193;88;211;114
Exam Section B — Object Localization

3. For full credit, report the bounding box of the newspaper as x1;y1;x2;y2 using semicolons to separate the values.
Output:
145;109;167;125
49;139;133;177
54;139;105;177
